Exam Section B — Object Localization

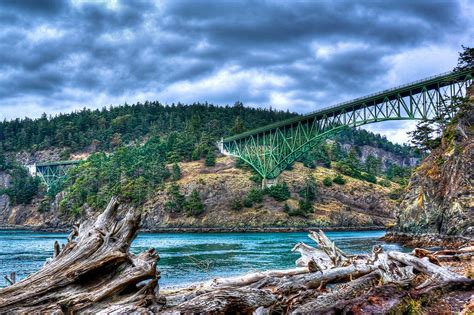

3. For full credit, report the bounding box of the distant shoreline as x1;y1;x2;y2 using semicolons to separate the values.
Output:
0;225;386;233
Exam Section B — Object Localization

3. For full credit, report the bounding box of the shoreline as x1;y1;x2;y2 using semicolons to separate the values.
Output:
0;224;387;233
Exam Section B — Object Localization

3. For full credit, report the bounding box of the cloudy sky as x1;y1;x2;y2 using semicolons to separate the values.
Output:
1;0;472;143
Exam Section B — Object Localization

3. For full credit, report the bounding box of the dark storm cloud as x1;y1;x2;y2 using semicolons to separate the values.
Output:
0;0;470;128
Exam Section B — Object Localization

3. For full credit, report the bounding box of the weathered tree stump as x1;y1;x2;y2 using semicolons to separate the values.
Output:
0;197;163;313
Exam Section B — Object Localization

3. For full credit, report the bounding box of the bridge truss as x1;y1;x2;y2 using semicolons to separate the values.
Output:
35;160;80;190
220;69;473;181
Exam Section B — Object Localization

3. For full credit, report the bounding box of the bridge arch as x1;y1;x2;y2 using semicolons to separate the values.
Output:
220;70;473;182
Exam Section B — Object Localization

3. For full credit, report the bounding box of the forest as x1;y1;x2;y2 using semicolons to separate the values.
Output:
0;101;417;218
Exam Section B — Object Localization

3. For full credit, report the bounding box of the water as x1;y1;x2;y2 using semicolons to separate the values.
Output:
0;230;407;288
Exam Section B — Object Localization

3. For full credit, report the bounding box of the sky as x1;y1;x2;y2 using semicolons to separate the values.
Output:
0;0;473;144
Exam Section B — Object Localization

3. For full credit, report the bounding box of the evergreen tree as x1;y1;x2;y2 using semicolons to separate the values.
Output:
204;150;216;166
454;45;474;71
365;155;382;176
171;162;181;181
185;189;205;216
231;116;246;135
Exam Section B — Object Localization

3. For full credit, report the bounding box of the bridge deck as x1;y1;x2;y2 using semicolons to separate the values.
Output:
223;69;473;142
36;160;81;167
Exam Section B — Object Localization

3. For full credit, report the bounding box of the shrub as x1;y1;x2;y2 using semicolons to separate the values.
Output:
244;188;264;207
379;179;392;188
333;175;346;185
265;182;290;201
231;198;243;211
204;150;216;166
298;199;313;214
361;172;377;184
322;177;333;187
283;203;290;213
249;174;260;184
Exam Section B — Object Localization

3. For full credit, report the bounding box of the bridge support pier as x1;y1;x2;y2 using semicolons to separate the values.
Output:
262;177;278;189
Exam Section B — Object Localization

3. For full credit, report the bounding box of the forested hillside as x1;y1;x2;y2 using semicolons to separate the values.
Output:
0;101;419;228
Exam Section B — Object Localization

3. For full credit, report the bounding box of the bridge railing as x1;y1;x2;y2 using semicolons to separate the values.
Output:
304;70;455;117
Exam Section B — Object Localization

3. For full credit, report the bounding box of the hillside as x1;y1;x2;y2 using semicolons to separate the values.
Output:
0;102;418;230
0;156;402;230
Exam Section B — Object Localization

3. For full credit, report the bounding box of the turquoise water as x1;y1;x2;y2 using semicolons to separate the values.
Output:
0;230;406;288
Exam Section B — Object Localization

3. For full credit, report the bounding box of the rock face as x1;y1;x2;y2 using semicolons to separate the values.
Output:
396;99;474;236
341;143;418;170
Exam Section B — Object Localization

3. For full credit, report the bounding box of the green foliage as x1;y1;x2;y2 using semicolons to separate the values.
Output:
231;198;243;211
386;163;411;186
59;148;72;160
0;102;295;153
265;182;290;201
365;154;382;176
244;188;264;207
171;163;181;181
61;136;171;213
283;203;290;213
299;175;317;201
333;175;346;185
204;150;216;167
379;178;392;188
249;173;262;184
322;176;333;187
165;183;186;213
185;189;205;216
361;172;377;184
454;45;473;71
0;158;41;205
298;199;313;214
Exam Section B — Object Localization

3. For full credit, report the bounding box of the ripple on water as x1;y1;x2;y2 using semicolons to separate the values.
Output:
0;230;410;288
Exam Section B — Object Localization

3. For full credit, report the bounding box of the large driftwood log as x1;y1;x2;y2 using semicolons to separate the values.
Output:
0;197;163;313
161;230;473;314
1;204;471;314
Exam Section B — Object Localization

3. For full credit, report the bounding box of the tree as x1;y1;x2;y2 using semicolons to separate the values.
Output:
165;183;186;213
171;163;181;181
407;121;439;154
299;175;317;201
204;150;216;166
231;116;246;135
365;155;382;176
333;175;346;185
322;176;333;187
454;45;474;71
185;189;205;216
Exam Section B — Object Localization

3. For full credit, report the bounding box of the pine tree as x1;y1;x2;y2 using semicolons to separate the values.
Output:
171;162;181;181
185;189;205;216
231;116;245;135
205;150;216;166
454;45;474;71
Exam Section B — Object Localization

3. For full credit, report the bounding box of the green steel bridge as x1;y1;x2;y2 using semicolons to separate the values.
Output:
30;160;81;190
219;69;474;186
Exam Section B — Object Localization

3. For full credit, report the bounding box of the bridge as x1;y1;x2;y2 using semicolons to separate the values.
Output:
219;69;474;186
28;160;81;190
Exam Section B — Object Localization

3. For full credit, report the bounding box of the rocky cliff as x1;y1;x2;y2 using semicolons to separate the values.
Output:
395;97;473;236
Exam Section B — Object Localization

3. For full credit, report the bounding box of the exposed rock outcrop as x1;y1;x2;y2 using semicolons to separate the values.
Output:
395;98;473;236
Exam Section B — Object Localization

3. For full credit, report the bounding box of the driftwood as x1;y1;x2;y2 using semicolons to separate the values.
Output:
0;197;163;313
159;229;474;313
0;201;472;314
